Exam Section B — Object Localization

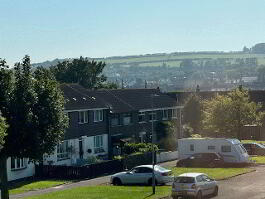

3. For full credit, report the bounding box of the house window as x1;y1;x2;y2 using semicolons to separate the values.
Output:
138;112;145;123
162;109;169;120
11;158;27;170
94;135;104;154
221;145;231;152
123;113;132;125
78;111;88;124
57;141;70;160
111;114;120;126
208;146;215;150
172;109;177;118
94;110;103;122
148;111;157;121
190;144;194;151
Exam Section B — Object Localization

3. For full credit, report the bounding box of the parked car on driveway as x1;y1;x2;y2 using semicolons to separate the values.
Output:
171;173;218;199
242;143;265;156
110;165;173;185
176;153;225;168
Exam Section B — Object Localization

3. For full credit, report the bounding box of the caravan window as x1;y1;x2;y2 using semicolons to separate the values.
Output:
208;146;215;150
221;145;231;152
190;144;194;151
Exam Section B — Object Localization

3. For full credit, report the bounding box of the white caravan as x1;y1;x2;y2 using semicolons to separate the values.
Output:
177;138;249;163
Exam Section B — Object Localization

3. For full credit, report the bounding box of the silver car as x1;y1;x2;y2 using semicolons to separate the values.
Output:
110;165;173;185
171;173;218;199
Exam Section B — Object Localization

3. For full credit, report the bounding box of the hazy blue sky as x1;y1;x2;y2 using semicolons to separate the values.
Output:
1;0;265;65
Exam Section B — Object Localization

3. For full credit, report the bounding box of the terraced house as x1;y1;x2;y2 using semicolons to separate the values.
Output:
43;84;182;166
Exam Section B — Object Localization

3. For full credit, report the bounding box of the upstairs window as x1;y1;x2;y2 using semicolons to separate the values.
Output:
172;109;177;118
138;112;145;123
11;158;27;170
123;113;132;125
78;111;88;124
162;109;169;120
111;114;121;126
94;110;103;122
148;111;157;121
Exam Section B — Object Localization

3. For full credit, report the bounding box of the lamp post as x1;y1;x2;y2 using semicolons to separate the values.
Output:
151;94;158;194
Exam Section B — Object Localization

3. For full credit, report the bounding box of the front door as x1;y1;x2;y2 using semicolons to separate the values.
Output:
79;139;83;159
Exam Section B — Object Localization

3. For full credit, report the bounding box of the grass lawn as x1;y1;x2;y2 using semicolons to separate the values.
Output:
9;179;69;195
250;156;265;164
25;186;171;199
170;167;255;180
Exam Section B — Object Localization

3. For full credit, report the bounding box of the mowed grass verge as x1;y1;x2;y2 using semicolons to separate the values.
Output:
170;167;255;180
25;186;171;199
10;179;69;195
250;156;265;164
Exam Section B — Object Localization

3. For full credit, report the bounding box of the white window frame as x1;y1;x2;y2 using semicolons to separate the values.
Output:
94;110;103;122
11;158;27;170
172;108;177;119
149;111;157;121
94;135;104;154
138;112;146;123
162;109;169;120
57;140;70;161
78;111;88;124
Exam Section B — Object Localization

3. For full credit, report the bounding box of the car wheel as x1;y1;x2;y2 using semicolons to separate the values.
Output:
213;186;218;197
196;191;202;199
148;178;157;186
113;178;122;186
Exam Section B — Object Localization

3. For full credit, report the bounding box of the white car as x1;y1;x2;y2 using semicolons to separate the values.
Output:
110;165;173;185
171;173;218;199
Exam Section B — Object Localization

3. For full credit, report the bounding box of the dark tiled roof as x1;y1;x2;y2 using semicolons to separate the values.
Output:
60;84;106;110
60;84;178;113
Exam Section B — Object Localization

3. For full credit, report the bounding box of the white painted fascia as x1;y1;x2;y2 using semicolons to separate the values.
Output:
139;106;184;112
64;108;108;113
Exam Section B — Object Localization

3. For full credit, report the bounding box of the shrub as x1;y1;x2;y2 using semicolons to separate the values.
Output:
123;143;158;155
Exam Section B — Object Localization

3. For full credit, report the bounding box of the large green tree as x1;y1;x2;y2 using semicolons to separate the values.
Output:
183;94;203;134
50;56;117;89
203;87;262;138
156;121;178;151
0;113;8;150
0;56;68;199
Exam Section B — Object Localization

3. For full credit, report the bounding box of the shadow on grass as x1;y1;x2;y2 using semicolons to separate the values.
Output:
8;177;75;191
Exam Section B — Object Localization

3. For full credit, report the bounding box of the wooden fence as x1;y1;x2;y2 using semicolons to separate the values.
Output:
35;152;153;180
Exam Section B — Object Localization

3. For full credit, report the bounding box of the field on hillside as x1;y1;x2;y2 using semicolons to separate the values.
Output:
97;53;265;66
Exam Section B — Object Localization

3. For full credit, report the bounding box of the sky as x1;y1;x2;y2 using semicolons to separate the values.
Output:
1;0;265;65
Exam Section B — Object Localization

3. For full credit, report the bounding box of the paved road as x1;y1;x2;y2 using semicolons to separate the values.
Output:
8;161;265;199
216;165;265;199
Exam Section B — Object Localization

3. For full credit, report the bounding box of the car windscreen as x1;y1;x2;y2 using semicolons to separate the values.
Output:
174;177;195;183
155;165;168;172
